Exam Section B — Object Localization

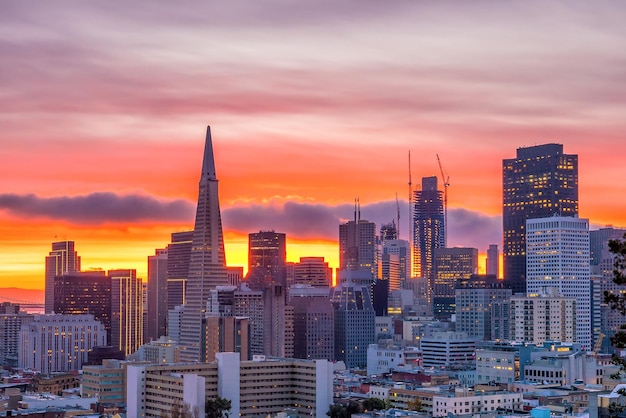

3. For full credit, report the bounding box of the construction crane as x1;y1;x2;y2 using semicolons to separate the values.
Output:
396;193;401;240
436;154;450;246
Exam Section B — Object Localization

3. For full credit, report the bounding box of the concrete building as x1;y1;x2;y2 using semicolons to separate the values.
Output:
288;257;332;289
132;336;181;364
503;144;578;293
45;241;81;313
526;216;591;349
523;350;597;386
110;269;143;356
204;286;250;362
510;288;576;345
180;127;231;362
19;314;106;373
420;331;478;367
146;248;168;342
0;304;33;367
126;353;333;418
486;244;499;277
81;359;129;404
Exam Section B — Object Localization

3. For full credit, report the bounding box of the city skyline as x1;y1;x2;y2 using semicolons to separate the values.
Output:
2;1;626;290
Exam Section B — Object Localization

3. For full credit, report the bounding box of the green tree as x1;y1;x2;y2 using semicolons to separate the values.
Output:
362;398;386;411
205;396;232;418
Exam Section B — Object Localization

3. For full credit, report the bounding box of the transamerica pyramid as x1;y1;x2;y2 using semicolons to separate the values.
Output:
179;126;230;362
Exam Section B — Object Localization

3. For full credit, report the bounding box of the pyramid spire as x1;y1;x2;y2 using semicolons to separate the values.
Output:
201;126;217;181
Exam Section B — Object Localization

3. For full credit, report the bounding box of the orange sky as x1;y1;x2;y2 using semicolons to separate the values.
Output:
1;2;626;295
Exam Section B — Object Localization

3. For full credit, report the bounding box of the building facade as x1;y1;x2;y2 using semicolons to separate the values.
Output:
433;247;478;319
45;241;81;313
110;269;143;356
503;144;578;293
147;248;168;342
413;176;445;281
339;207;377;282
290;286;334;361
247;231;287;289
455;276;511;340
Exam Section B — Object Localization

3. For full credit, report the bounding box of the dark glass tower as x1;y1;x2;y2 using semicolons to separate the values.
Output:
179;126;230;362
502;144;578;293
247;231;287;289
412;176;445;282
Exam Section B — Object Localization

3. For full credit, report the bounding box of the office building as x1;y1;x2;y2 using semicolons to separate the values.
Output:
510;288;576;345
132;336;181;364
45;241;81;313
331;279;375;369
54;270;112;344
19;314;106;373
374;252;400;316
110;269;143;356
126;353;333;418
455;275;511;340
166;230;193;309
420;331;478;367
180;127;230;362
433;390;522;417
413;176;445;282
82;359;128;404
486;244;499;277
146;248;168;342
433;247;478;319
247;231;286;289
290;285;334;361
339;204;377;282
289;257;332;289
204;286;250;362
382;239;410;284
526;216;591;349
503;144;578;293
226;266;244;286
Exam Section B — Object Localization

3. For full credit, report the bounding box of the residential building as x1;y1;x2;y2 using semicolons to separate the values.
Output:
503;144;578;293
432;389;522;417
0;303;33;367
110;269;143;356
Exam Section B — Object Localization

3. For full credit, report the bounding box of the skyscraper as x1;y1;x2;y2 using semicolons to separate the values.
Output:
146;248;168;342
247;231;287;289
45;241;81;313
413;176;445;282
338;204;377;282
503;144;578;293
110;269;143;356
525;216;591;349
433;247;478;319
486;244;499;277
180;127;230;362
166;230;193;310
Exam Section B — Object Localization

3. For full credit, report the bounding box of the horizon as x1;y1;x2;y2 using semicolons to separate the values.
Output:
2;1;626;291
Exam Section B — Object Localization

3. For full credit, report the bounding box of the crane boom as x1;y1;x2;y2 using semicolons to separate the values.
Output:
436;154;450;246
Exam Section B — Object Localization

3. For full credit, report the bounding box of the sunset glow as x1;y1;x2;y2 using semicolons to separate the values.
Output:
1;2;626;297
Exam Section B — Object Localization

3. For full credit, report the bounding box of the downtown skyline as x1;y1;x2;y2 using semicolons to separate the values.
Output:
1;1;626;290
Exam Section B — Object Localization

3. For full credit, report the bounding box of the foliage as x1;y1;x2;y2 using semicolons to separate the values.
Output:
362;397;386;411
327;401;361;418
406;397;424;412
205;396;232;418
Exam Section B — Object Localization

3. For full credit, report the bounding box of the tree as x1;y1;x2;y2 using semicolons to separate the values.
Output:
605;234;626;375
362;398;386;412
205;396;232;418
406;397;424;412
327;401;361;418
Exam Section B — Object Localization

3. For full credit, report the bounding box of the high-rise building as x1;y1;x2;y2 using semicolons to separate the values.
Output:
380;221;398;242
526;216;591;349
110;269;143;356
247;231;287;289
331;279;375;369
381;239;410;285
226;266;244;286
503;144;578;293
454;275;511;340
45;241;81;313
19;314;106;373
289;286;334;361
510;288;576;345
486;244;499;277
147;248;168;342
54;270;112;344
432;247;478;319
204;286;250;362
180;127;230;362
166;231;193;309
0;303;33;367
413;176;445;283
339;205;377;282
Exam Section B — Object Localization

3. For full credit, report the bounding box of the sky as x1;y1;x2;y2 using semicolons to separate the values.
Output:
1;1;626;296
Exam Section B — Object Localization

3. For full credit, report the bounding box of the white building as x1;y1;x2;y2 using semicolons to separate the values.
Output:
420;331;478;367
510;288;576;345
526;216;591;349
367;343;405;376
432;389;522;417
19;314;106;373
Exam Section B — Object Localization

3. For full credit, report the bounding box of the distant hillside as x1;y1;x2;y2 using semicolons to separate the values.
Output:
0;288;44;304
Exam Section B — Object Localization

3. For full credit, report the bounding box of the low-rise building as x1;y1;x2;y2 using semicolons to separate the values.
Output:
432;388;522;417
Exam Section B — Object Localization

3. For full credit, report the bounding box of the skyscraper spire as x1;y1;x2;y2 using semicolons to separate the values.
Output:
179;125;229;362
